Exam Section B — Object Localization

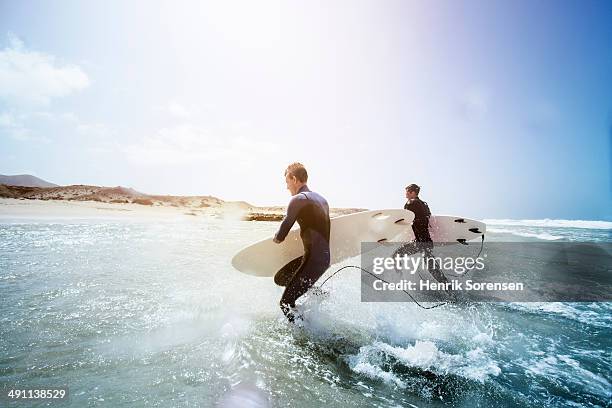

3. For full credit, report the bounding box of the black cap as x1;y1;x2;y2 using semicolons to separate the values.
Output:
405;184;420;194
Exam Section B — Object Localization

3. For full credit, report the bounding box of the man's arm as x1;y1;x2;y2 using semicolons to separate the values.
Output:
274;197;301;243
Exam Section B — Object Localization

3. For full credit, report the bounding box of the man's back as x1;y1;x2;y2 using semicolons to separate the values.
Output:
275;186;330;254
295;190;330;251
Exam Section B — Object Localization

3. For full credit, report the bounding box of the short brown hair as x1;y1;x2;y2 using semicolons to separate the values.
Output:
405;184;420;194
285;162;308;183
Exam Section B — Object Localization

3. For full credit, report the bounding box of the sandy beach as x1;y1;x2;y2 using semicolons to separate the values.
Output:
0;196;364;222
0;197;227;220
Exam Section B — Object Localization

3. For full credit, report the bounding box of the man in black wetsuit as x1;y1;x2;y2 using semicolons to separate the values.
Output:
404;184;432;243
273;163;331;322
396;184;449;284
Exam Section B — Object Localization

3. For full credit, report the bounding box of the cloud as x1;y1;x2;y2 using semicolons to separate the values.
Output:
166;101;191;118
122;124;279;166
0;108;105;143
153;101;213;119
76;123;113;138
0;111;52;142
32;111;79;123
0;33;89;106
0;111;31;140
0;112;16;127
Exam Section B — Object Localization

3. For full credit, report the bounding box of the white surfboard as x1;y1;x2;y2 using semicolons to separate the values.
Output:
231;209;485;278
392;215;486;244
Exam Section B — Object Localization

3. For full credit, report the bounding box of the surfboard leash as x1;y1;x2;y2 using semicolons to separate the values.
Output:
440;234;486;278
317;234;486;310
318;265;448;310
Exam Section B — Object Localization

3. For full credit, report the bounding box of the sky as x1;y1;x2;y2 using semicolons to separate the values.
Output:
0;0;611;220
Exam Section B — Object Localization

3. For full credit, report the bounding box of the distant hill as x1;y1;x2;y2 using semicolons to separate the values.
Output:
0;183;231;208
0;182;365;220
0;174;58;188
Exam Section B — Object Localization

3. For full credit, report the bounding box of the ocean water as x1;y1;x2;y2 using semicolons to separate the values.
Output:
0;216;610;407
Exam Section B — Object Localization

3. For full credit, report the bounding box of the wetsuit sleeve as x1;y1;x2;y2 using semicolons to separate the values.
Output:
274;196;302;242
423;201;431;217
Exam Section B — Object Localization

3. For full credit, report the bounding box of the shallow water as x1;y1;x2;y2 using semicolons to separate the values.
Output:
0;217;610;407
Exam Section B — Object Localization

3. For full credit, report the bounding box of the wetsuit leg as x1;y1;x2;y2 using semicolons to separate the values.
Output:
393;242;421;257
393;242;448;284
280;252;330;322
423;247;449;284
391;242;421;274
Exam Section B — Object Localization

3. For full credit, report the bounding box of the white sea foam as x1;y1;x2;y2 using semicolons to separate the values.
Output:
347;340;501;385
297;274;503;386
483;219;612;230
348;356;407;389
487;227;564;240
526;354;611;398
503;302;612;328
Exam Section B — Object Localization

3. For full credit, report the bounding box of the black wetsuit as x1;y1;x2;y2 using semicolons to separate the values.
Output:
397;197;449;284
274;185;330;322
404;198;432;242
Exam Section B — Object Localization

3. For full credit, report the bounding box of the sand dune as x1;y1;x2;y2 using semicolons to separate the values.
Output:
0;184;364;221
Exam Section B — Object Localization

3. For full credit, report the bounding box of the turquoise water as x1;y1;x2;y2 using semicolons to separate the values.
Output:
0;218;610;407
